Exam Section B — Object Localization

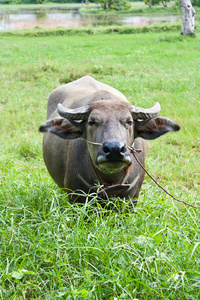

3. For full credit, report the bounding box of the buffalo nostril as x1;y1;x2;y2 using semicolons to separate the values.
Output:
120;146;126;153
103;146;110;154
102;142;127;156
101;141;128;162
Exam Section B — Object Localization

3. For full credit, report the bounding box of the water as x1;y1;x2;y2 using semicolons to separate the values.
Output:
0;9;181;31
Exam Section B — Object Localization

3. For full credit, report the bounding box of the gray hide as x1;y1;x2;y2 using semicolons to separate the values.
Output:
39;76;180;203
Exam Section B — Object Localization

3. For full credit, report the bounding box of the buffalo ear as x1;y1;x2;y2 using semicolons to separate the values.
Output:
134;117;180;140
39;117;85;140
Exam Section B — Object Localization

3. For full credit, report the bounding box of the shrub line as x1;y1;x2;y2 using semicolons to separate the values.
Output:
0;23;185;37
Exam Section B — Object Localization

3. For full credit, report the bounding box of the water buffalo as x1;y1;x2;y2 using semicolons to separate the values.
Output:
39;76;180;202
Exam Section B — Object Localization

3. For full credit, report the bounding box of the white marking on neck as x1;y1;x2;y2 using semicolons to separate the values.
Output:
78;173;92;188
128;174;140;190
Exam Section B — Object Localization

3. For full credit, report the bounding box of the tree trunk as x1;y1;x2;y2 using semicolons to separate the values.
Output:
180;0;195;35
149;0;152;8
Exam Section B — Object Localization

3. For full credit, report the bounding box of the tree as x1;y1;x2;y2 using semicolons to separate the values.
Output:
180;0;195;34
95;0;131;11
144;0;170;7
144;0;195;35
192;0;200;6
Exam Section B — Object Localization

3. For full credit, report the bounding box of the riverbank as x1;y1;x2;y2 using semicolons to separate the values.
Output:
0;3;90;12
1;2;200;33
0;1;183;14
1;21;200;37
80;1;182;14
1;1;199;14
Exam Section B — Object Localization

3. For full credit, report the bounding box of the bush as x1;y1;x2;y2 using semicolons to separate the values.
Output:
144;0;170;7
95;0;131;11
192;0;200;6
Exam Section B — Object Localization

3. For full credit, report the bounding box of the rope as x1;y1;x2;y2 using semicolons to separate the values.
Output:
127;146;200;209
86;140;199;209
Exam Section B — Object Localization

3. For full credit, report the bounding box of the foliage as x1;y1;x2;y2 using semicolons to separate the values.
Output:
49;0;84;3
0;0;82;3
0;22;192;37
35;0;46;4
1;0;47;4
2;21;199;37
192;0;200;6
144;0;170;7
0;31;200;298
95;0;131;11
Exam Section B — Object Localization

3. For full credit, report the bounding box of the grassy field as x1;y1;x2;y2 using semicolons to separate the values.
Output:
0;29;200;299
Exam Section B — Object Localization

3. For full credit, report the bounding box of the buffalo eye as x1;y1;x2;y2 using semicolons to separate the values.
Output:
126;120;133;126
88;120;96;126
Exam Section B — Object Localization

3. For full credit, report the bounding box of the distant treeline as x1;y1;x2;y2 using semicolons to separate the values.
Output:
1;0;96;3
1;0;139;5
1;0;199;8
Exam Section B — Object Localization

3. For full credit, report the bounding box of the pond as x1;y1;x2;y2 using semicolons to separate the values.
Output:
0;8;181;31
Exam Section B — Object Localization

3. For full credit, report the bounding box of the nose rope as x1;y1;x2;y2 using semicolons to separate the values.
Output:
86;140;103;146
86;140;199;209
86;140;131;195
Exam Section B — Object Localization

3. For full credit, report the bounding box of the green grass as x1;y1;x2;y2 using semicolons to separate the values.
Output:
0;30;200;299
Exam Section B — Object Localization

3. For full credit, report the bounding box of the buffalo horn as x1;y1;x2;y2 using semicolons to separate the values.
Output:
57;103;89;120
131;102;161;120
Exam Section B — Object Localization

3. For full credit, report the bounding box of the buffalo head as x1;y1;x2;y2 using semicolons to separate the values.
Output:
40;99;180;177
